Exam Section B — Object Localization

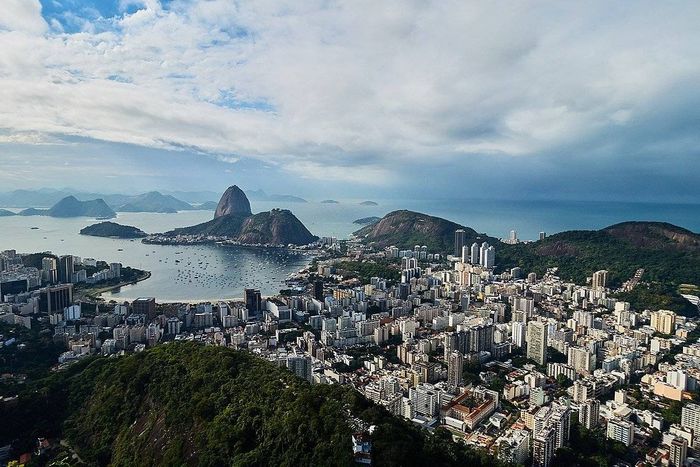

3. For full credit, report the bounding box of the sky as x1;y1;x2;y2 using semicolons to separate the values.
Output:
0;0;698;202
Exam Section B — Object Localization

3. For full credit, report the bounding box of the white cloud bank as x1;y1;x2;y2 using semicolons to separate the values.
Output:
0;0;698;184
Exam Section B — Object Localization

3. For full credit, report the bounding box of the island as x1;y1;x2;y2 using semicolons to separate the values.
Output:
359;200;378;206
320;199;339;204
353;216;381;225
79;221;148;239
0;209;15;217
115;191;193;213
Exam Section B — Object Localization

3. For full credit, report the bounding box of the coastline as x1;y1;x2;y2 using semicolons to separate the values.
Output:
79;271;152;299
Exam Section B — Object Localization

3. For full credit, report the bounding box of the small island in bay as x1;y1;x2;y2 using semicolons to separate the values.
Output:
320;199;339;204
80;221;148;238
353;216;381;225
359;200;378;206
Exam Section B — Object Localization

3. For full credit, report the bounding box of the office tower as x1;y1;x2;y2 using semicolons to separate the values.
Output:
591;270;608;290
650;309;676;335
579;399;600;429
461;245;469;263
39;284;73;314
670;437;688;467
483;246;495;268
527;321;547;365
58;255;74;283
606;419;633;446
470;242;480;265
681;403;700;433
245;288;262;315
42;257;58;284
313;280;324;301
539;232;546;240
454;229;466;257
447;351;463;387
132;297;156;321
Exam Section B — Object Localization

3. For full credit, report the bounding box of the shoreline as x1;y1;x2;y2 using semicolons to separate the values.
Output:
82;271;152;299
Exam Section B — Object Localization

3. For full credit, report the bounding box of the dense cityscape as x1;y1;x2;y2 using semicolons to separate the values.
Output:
2;217;700;466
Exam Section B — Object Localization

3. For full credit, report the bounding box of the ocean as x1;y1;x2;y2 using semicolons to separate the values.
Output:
1;198;698;301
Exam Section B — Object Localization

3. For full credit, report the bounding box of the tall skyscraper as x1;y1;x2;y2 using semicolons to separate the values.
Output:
591;270;608;290
447;351;463;387
527;321;547;366
479;242;489;266
454;229;466;257
483;246;495;268
461;245;469;263
58;255;74;283
313;279;324;301
470;242;480;265
42;256;58;284
245;288;262;315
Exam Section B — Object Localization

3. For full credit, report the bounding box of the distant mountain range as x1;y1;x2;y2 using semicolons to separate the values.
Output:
0;188;309;211
160;185;317;245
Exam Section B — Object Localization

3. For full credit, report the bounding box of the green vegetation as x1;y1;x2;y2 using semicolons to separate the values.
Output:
79;221;147;238
550;422;635;467
0;322;62;384
1;342;509;466
335;260;401;284
499;222;699;292
613;282;698;316
353;210;496;252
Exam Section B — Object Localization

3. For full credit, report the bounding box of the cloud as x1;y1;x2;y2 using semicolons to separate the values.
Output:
0;0;698;192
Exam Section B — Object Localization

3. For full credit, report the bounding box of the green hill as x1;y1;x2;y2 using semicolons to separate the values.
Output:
80;221;148;238
498;221;700;287
353;210;496;253
1;342;502;467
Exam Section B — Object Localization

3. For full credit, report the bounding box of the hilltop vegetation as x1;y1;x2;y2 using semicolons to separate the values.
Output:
498;222;700;287
1;342;504;467
354;210;495;252
80;221;147;238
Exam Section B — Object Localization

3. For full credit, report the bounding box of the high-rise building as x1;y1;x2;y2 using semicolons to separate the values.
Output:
527;321;547;366
579;399;600;429
512;321;526;348
670;437;688;467
470;242;480;265
479;242;489;266
532;426;556;467
454;230;466;257
39;284;73;314
568;346;596;374
606;418;633;446
41;257;58;284
132;297;156;321
650;309;676;335
447;351;463;387
591;270;608;290
483;246;495;268
58;255;74;283
461;245;470;263
539;232;546;240
681;403;700;433
245;288;262;315
313;280;324;301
